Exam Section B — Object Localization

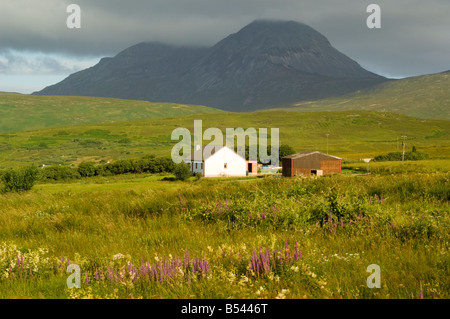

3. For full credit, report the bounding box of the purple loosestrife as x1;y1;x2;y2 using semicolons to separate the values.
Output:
249;242;302;277
294;241;302;260
108;266;113;280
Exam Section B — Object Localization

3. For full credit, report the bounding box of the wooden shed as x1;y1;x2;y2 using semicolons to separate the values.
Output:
282;151;341;177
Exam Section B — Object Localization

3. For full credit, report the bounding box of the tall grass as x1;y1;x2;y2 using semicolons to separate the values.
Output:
0;171;448;299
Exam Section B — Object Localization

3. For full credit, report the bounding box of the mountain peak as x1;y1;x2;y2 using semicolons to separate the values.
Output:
34;20;386;111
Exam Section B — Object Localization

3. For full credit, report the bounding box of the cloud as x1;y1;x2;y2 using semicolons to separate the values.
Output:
0;0;449;77
0;50;98;75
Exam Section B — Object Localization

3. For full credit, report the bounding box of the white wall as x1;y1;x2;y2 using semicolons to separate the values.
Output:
204;147;246;177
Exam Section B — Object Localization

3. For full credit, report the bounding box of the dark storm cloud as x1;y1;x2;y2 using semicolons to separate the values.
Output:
0;0;449;77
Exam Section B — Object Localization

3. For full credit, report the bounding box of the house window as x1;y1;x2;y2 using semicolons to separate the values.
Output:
224;163;228;169
195;163;198;169
200;163;203;169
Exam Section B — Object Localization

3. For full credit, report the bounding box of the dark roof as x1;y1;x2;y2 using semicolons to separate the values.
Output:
283;151;341;160
184;145;225;161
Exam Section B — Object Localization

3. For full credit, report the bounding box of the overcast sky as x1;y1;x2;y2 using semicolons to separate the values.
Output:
1;0;449;93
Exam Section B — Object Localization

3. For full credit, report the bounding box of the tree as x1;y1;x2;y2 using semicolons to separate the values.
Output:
279;144;296;162
174;162;192;181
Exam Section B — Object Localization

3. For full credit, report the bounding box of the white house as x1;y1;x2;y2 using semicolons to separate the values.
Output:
184;145;247;177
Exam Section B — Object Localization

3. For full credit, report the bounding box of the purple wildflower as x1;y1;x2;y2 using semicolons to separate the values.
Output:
420;282;424;299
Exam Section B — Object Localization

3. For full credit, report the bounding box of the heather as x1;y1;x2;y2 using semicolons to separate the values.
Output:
0;169;448;299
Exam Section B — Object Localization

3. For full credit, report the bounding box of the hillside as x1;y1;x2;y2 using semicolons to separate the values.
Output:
285;71;450;120
0;92;223;133
34;20;387;111
0;110;448;168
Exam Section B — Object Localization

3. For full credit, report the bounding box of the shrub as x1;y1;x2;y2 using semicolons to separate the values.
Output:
77;162;96;177
373;151;429;162
1;165;39;193
39;165;81;181
174;163;191;181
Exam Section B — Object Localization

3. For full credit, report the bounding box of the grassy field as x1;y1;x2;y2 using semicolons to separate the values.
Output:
0;110;448;168
0;92;223;133
0;163;448;299
283;71;450;120
0;90;448;300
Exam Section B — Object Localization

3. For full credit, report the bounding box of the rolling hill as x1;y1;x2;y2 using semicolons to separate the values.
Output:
284;71;450;120
0;110;448;168
0;92;223;133
33;20;387;111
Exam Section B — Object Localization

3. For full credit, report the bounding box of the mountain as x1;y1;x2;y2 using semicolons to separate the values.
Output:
34;20;387;111
283;70;450;120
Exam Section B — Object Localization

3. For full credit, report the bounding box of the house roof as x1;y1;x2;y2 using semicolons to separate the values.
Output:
283;151;341;160
184;145;225;161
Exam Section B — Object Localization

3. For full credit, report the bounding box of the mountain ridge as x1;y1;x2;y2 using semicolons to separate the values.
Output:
34;20;387;111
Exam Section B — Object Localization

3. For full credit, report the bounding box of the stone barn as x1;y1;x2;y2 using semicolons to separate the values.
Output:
282;151;341;177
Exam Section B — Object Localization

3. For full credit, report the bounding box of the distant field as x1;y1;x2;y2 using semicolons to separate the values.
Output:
284;71;450;120
343;159;450;174
0;92;223;133
0;110;448;168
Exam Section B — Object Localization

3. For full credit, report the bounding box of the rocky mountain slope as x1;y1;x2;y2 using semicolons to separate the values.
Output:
34;20;387;111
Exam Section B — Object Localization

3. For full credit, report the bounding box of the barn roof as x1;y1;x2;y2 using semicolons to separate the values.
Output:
283;151;341;160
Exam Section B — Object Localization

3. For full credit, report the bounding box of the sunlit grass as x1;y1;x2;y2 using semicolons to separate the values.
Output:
0;167;448;299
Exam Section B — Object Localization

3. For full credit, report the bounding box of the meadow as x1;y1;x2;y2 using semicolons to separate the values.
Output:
286;71;450;120
0;110;448;168
0;92;222;133
0;162;448;299
0;91;448;299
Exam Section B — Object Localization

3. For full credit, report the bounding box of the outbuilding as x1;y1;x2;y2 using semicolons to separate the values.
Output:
282;151;341;177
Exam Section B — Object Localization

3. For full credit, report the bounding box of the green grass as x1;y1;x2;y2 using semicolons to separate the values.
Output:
283;71;450;120
343;159;450;174
0;168;448;299
0;92;223;133
0;110;448;168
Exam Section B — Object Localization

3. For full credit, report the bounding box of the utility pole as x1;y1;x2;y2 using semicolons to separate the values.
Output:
401;135;407;162
326;133;329;154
